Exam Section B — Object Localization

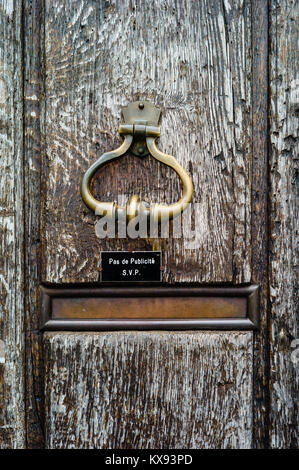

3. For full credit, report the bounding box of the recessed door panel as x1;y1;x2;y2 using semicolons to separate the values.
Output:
41;0;252;284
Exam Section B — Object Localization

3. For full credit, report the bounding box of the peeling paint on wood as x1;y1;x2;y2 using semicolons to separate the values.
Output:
39;0;258;450
269;0;299;449
41;0;252;284
0;340;5;364
0;0;25;449
0;0;297;450
39;0;255;449
44;331;253;449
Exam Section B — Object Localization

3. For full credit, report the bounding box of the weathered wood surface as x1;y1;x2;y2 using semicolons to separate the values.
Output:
44;331;253;449
251;0;270;448
269;0;299;448
0;0;296;450
39;0;259;450
23;0;45;448
40;0;256;450
0;0;25;448
41;0;252;284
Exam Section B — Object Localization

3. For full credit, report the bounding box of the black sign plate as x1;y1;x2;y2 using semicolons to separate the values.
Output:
101;251;162;282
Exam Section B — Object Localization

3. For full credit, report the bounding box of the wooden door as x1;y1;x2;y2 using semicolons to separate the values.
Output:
0;0;298;449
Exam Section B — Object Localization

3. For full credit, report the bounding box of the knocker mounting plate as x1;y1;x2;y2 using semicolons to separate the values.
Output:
122;101;161;157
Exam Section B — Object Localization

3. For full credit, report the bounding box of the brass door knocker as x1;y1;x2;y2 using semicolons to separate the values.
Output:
80;101;193;222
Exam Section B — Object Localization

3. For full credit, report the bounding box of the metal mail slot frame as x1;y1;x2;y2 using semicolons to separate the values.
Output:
40;285;259;331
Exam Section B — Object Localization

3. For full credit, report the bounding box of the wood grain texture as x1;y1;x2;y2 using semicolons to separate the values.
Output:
0;0;25;448
44;331;253;449
41;0;252;284
1;0;297;450
269;0;299;448
23;0;45;448
40;0;257;450
251;0;270;448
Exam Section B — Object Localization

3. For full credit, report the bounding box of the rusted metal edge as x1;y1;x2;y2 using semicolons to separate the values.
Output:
40;284;259;331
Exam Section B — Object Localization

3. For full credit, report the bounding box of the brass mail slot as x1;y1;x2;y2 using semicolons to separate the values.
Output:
41;285;259;330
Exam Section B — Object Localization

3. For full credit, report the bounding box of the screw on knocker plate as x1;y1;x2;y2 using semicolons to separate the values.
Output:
80;101;193;222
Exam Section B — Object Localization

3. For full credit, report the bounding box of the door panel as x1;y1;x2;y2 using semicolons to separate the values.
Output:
44;331;252;449
38;0;256;448
41;0;252;284
37;0;256;448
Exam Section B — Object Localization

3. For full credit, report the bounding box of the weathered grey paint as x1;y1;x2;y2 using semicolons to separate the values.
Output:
39;0;255;448
0;0;297;449
41;0;252;285
0;0;25;449
269;0;299;448
44;331;253;449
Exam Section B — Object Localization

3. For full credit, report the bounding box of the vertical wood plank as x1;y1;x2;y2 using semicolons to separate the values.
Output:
44;331;253;449
269;0;299;448
0;0;25;448
251;0;270;449
23;0;45;448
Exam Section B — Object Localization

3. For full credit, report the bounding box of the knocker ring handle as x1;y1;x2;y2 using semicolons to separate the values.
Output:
80;101;193;222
